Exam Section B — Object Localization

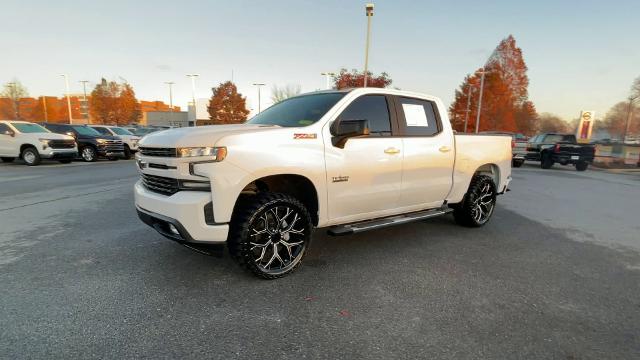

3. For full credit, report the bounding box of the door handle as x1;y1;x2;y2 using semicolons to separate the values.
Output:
384;147;401;154
439;146;451;153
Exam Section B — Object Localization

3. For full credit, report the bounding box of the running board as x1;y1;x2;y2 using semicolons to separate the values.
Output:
327;207;454;236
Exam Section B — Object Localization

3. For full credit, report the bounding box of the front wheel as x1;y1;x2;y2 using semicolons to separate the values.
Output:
575;161;589;171
228;193;313;279
123;145;132;160
81;146;97;162
453;175;497;227
21;147;41;166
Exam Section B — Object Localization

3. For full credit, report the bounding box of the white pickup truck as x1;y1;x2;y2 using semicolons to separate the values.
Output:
135;88;512;278
0;120;78;166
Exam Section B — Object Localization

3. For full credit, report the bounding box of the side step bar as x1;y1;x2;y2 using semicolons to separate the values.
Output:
327;207;454;236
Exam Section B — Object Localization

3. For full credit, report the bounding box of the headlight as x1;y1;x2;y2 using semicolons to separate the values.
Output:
177;147;227;160
39;139;50;149
97;139;107;144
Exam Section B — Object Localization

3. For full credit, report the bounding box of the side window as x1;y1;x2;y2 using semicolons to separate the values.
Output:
0;123;10;134
398;97;440;136
339;95;391;136
93;127;111;135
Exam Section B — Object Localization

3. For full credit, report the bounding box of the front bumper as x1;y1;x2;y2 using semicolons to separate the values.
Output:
134;181;229;243
97;148;126;158
41;149;77;159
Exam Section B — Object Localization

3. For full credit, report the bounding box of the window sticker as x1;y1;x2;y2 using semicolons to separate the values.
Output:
402;103;428;127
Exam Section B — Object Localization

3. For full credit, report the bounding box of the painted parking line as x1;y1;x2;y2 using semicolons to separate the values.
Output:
0;175;43;183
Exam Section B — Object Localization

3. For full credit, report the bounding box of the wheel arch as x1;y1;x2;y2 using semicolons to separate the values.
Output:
20;143;37;155
474;163;500;189
232;173;320;226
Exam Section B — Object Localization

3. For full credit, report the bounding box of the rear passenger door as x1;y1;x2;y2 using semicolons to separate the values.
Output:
394;96;454;209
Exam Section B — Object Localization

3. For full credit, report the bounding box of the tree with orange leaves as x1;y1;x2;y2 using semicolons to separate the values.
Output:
332;68;392;89
89;79;141;125
207;81;250;124
450;35;537;134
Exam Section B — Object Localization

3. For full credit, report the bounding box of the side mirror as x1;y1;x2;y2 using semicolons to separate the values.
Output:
3;129;15;137
66;131;76;138
330;119;370;148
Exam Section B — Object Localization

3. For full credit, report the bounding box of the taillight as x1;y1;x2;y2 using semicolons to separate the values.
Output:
554;144;560;153
511;140;515;148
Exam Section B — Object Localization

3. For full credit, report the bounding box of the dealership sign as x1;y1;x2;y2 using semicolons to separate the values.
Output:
576;111;595;143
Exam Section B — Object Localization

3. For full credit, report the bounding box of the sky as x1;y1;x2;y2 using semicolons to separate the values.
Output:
1;0;639;120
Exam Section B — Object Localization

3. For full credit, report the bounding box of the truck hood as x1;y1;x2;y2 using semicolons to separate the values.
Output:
39;133;75;141
138;124;280;148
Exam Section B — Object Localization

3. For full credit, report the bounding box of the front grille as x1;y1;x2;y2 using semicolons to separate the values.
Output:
49;139;76;149
102;140;124;152
140;174;179;196
139;147;177;157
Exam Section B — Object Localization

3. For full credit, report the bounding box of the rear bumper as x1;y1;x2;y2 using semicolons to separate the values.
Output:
134;181;228;244
551;154;594;164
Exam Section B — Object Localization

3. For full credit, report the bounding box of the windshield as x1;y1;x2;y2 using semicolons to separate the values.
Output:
72;126;101;136
111;127;133;135
11;122;50;134
247;92;346;127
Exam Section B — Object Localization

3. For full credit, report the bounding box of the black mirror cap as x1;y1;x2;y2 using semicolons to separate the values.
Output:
331;119;370;148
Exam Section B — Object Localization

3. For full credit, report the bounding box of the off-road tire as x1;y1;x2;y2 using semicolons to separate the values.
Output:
453;175;497;227
1;157;14;163
512;159;524;168
21;147;41;166
540;152;553;169
575;161;588;171
228;192;313;279
123;145;132;160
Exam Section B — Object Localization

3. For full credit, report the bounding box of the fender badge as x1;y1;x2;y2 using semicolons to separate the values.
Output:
293;133;317;139
332;176;349;183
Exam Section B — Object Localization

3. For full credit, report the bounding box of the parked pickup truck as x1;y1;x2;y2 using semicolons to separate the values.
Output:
0;120;77;166
134;88;512;278
40;123;125;162
525;133;595;171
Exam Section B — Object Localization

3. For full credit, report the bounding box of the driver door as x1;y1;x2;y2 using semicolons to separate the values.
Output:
323;94;403;224
0;123;17;156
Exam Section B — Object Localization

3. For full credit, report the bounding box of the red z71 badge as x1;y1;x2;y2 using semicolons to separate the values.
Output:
293;133;317;139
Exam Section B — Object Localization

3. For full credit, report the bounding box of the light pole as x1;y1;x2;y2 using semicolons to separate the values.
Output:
60;74;73;124
79;80;89;120
252;83;266;113
42;96;48;121
165;81;175;125
321;72;335;90
186;74;199;108
463;84;475;133
363;3;374;87
623;95;638;143
475;68;486;133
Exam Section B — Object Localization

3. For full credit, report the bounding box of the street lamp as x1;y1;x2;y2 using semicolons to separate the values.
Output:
623;95;638;143
165;81;175;126
321;72;335;90
185;74;199;108
252;83;266;113
475;68;486;133
79;80;89;120
363;3;374;87
60;74;73;124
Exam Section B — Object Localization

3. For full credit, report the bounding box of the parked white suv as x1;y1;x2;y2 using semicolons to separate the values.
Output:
134;88;512;278
0;120;77;166
88;125;141;159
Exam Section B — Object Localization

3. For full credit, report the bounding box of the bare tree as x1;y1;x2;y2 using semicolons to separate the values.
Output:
1;79;28;119
631;76;640;99
270;84;301;104
536;113;569;133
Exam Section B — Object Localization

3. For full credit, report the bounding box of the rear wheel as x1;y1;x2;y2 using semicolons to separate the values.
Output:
228;193;313;279
1;157;14;163
21;147;41;166
81;146;97;162
512;159;524;168
575;161;589;171
540;152;553;169
123;145;132;160
453;175;497;227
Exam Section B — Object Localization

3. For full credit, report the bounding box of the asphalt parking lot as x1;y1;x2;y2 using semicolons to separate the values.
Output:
1;160;639;359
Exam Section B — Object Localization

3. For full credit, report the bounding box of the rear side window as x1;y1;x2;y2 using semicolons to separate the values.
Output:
338;95;391;135
397;97;440;136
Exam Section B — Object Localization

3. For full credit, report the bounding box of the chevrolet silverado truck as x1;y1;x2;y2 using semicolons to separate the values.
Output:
135;88;512;279
525;133;595;171
0;120;77;166
40;123;125;162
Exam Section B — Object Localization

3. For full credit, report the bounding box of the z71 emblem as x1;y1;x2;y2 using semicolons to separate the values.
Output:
293;133;317;139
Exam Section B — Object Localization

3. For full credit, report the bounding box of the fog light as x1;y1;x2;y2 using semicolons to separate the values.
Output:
168;224;180;235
